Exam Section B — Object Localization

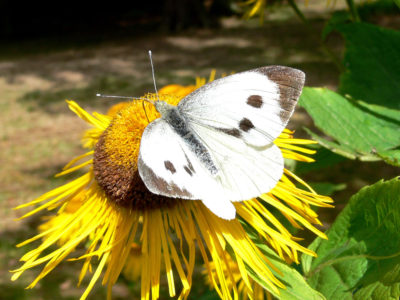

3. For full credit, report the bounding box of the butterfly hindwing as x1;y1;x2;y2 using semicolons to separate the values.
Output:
138;118;236;219
138;120;284;219
187;121;284;202
178;66;305;147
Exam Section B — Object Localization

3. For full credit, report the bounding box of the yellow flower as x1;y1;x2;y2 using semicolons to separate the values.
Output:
123;243;144;281
240;0;267;24
204;254;272;300
12;72;333;300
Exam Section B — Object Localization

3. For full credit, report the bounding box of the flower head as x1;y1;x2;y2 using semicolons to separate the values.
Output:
12;72;333;300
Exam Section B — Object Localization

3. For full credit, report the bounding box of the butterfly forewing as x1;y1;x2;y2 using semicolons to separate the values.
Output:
178;66;305;147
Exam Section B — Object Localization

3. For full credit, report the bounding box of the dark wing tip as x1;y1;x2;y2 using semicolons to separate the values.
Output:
253;66;306;123
254;65;305;88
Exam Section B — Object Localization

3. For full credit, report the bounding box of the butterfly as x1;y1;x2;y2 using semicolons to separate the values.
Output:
138;66;305;220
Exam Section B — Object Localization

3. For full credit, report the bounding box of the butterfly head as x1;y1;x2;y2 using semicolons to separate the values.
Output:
154;100;174;116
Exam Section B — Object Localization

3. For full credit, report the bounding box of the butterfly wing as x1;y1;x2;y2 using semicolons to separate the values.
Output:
138;119;283;220
178;66;305;147
138;66;304;220
187;121;284;202
138;118;237;219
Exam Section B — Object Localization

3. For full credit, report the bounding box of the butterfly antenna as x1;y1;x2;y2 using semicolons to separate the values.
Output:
96;93;152;122
148;50;159;100
96;93;154;104
96;94;133;100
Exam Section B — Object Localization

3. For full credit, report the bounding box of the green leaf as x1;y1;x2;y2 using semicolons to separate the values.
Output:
334;22;400;110
250;242;326;300
309;182;346;197
377;149;400;167
299;87;400;163
293;144;346;175
322;11;352;40
302;177;400;300
303;128;363;160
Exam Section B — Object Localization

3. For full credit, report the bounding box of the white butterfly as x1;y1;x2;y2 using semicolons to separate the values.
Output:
138;66;305;220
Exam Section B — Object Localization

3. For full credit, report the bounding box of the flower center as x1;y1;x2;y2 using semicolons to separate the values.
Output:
93;97;180;210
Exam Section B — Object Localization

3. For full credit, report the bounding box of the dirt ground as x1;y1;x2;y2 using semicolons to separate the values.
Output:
1;3;399;299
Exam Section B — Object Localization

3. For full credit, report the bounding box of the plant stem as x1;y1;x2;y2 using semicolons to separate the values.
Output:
345;0;361;22
287;0;307;24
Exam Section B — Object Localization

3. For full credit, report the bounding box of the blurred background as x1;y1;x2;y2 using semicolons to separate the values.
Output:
1;0;399;299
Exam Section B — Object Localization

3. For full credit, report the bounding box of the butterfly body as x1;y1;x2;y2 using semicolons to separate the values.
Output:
138;66;305;220
155;101;219;175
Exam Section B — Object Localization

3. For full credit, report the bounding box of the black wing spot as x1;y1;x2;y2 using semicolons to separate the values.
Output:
239;118;255;132
247;95;263;108
164;160;176;174
218;127;242;138
187;159;195;173
184;153;196;173
184;166;193;176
